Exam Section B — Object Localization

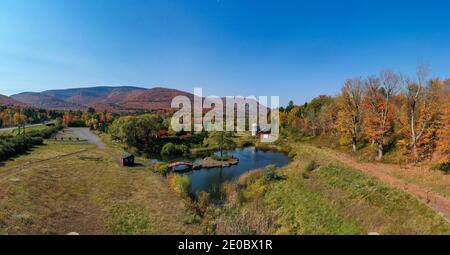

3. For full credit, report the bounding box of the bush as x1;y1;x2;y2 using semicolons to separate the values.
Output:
161;143;177;156
0;135;43;161
432;162;450;174
288;150;297;159
161;143;190;156
178;144;190;155
154;162;168;175
211;154;233;161
304;160;319;172
126;146;141;157
263;165;284;182
238;169;264;187
168;174;192;197
0;125;61;162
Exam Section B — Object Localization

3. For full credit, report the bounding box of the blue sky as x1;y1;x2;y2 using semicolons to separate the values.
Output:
0;0;449;105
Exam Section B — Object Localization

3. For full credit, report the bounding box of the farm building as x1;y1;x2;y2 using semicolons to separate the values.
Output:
120;153;135;167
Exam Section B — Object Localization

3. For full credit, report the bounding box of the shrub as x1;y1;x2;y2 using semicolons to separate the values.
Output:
432;162;450;174
183;213;202;225
161;143;190;156
288;150;297;159
238;169;263;187
211;154;233;161
304;160;319;172
196;191;211;209
178;144;190;155
126;146;141;157
154;162;168;175
168;174;192;197
441;163;450;173
0;125;61;162
161;143;178;156
263;165;284;182
221;182;241;207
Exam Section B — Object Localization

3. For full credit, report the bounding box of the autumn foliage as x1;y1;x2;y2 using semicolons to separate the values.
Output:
281;67;449;167
435;79;450;167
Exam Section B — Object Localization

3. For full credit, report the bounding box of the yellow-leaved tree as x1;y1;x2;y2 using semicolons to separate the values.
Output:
337;78;364;152
13;112;27;135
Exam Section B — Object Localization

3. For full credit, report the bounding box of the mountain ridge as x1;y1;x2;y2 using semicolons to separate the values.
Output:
10;86;194;112
9;86;265;113
0;94;29;107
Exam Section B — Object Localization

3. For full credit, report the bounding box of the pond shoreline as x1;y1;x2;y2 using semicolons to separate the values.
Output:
185;146;290;195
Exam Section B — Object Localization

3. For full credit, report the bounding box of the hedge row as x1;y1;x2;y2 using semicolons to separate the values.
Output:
0;125;63;161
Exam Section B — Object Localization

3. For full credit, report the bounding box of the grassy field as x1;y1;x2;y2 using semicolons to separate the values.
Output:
0;140;201;234
0;141;94;169
298;134;450;199
215;137;450;235
1;130;449;235
386;166;450;199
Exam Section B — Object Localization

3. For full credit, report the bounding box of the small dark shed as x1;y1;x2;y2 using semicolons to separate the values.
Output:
120;153;135;167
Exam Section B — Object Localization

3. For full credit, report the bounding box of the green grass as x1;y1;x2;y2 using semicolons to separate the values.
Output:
265;172;362;234
2;130;448;235
300;134;450;199
307;136;450;200
216;141;450;235
302;134;412;164
0;125;49;136
107;203;155;234
0;142;201;234
310;165;450;234
0;141;94;169
388;167;450;199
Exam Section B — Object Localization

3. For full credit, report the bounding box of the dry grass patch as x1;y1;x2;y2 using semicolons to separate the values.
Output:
0;143;201;234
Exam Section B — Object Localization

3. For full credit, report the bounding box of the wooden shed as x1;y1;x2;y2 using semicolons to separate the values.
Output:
120;153;135;167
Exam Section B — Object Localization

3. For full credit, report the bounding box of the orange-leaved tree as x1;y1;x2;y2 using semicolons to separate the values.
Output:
363;70;400;160
63;112;73;126
402;66;445;161
337;78;364;151
435;79;450;167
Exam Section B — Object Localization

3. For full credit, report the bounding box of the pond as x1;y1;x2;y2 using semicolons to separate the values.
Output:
185;147;290;196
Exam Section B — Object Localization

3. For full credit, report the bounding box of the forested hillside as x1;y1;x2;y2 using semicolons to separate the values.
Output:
280;67;449;170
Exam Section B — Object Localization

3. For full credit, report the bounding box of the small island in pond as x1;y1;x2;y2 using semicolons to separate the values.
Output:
167;156;239;172
193;156;239;169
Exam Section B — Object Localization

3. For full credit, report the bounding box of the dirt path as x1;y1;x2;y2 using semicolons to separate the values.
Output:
67;128;125;167
68;128;106;149
319;148;450;221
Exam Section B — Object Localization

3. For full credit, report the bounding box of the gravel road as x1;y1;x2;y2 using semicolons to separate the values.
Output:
67;128;106;149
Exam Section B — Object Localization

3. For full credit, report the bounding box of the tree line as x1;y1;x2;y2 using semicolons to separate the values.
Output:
0;106;61;129
280;66;449;168
0;121;64;161
62;108;114;132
